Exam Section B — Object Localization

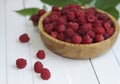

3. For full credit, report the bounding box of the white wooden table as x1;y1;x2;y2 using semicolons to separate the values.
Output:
0;0;120;84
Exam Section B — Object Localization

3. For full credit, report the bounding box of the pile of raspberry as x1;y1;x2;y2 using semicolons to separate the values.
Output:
43;4;115;44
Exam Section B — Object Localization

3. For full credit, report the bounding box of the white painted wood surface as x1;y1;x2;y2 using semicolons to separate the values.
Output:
0;0;120;84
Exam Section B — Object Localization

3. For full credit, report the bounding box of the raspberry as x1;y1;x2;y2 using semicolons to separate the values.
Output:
103;22;111;30
65;28;75;38
50;31;58;38
52;6;60;11
57;25;66;33
34;61;43;73
95;34;104;42
57;33;65;41
86;7;96;16
40;68;51;80
87;15;96;22
31;14;39;25
81;23;92;32
72;34;82;44
94;27;105;34
106;27;114;36
82;35;93;44
77;16;86;25
43;17;51;25
16;58;27;69
100;13;109;22
50;14;59;21
38;9;46;17
36;50;45;59
87;30;96;39
93;20;102;28
44;24;53;33
67;22;79;31
19;33;30;43
58;16;67;25
65;38;72;43
67;11;75;20
75;10;85;18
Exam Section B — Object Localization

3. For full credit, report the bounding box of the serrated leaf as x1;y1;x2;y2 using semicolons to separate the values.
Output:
16;8;40;16
104;8;119;20
95;0;120;10
78;0;93;5
40;0;78;7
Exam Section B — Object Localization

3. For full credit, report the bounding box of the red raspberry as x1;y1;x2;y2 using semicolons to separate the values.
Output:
34;61;43;73
65;38;72;43
43;17;51;25
95;34;104;42
93;20;102;28
51;11;61;16
50;14;59;21
106;27;114;36
94;27;105;34
41;68;51;80
81;23;92;32
100;13;109;22
87;15;96;22
57;25;66;33
58;16;67;25
52;6;60;11
67;11;75;20
19;33;30;43
104;33;110;39
50;31;58;38
86;7;96;16
103;22;111;30
87;30;96;39
72;34;82;44
36;50;45;59
16;58;27;69
67;22;79;31
57;33;65;41
38;9;46;17
31;14;39;25
75;10;85;18
77;16;86;25
44;24;53;33
82;35;93;44
65;28;75;38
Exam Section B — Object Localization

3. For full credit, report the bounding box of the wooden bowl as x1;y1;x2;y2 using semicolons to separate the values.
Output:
38;9;119;59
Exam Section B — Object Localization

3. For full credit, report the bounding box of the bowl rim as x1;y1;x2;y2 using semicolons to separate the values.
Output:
38;8;119;47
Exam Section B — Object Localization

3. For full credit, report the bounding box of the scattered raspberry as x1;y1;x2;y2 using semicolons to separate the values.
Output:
34;61;43;73
19;33;30;43
31;14;39;25
72;35;82;44
16;58;27;69
36;50;45;59
41;68;51;80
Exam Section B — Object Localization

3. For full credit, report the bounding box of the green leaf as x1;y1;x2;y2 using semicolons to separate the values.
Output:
95;0;120;10
16;8;40;16
104;8;119;20
40;0;78;7
77;0;93;5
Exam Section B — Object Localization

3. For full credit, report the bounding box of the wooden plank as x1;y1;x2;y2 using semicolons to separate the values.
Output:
91;50;120;84
24;0;99;84
0;0;7;84
5;0;33;84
